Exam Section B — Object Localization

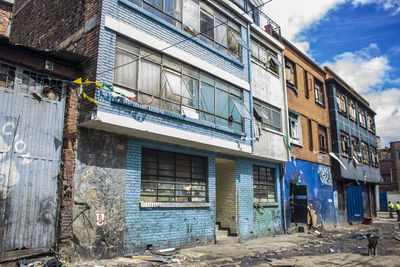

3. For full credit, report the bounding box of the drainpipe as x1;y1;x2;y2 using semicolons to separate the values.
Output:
246;23;254;153
281;163;287;233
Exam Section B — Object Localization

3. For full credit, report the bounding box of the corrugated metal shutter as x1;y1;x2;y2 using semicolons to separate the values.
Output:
0;61;65;257
346;185;363;222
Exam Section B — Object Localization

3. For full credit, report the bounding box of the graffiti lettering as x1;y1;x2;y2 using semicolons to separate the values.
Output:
318;165;332;186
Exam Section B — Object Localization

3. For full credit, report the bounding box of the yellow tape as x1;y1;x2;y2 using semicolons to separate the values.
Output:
73;78;103;88
82;88;100;106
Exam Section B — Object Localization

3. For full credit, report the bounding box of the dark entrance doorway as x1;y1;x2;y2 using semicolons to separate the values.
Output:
290;184;308;223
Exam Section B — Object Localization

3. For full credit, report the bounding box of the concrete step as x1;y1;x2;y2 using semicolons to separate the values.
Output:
216;229;228;237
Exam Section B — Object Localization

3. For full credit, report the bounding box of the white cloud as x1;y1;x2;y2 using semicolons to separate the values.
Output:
365;89;400;146
262;0;346;54
323;44;390;94
352;0;400;15
323;44;398;146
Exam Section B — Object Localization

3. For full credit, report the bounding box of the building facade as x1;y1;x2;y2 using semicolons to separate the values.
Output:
379;141;400;208
0;0;12;37
10;0;290;258
325;66;380;223
279;37;336;228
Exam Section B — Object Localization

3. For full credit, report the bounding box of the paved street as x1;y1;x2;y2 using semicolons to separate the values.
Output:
63;213;400;267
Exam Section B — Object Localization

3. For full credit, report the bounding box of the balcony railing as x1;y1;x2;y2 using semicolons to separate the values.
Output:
229;0;281;40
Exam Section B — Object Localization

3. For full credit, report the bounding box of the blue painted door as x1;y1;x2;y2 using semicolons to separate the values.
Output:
379;191;388;211
346;186;363;222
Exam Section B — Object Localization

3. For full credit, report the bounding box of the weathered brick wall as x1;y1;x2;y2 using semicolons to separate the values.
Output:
216;161;237;233
284;44;332;166
0;1;12;37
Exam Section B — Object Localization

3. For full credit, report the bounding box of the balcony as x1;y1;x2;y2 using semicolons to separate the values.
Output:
230;0;281;39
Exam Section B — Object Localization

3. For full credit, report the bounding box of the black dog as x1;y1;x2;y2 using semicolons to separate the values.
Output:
366;233;378;256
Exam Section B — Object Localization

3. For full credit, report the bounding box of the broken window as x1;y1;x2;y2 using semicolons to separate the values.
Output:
253;165;276;203
340;131;350;157
142;0;182;27
348;99;356;121
289;112;300;141
182;0;200;34
114;37;247;131
285;58;296;89
361;142;369;164
314;78;324;106
336;90;347;114
253;98;281;132
351;136;361;162
359;108;366;128
0;62;15;90
20;70;64;101
367;114;375;133
250;40;280;77
318;125;328;152
141;148;207;202
371;146;378;167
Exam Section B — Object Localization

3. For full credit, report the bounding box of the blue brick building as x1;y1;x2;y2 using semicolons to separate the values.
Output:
324;66;380;223
64;0;289;255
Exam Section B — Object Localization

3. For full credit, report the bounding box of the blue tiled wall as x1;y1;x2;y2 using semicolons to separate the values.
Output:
284;158;337;228
236;158;282;239
125;138;216;251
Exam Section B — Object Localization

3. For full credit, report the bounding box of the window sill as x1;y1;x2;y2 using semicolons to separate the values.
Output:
315;101;326;109
290;138;303;147
140;201;211;208
118;0;245;68
108;92;244;137
286;82;298;95
259;125;283;136
255;202;279;207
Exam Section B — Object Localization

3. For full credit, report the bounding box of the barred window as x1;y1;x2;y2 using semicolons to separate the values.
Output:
0;63;15;90
141;148;207;202
253;165;276;203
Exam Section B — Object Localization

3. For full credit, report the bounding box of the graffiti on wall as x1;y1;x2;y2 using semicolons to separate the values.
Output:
318;165;332;186
0;119;32;199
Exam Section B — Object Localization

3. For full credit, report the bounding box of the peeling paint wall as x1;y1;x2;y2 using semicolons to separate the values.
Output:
284;158;336;228
72;128;127;259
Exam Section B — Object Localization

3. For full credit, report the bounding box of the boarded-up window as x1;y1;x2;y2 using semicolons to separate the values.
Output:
253;165;276;203
141;148;207;202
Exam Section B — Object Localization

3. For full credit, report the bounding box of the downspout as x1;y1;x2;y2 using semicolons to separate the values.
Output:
281;52;290;233
246;23;254;152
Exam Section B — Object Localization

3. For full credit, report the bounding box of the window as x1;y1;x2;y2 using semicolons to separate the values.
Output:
253;98;281;132
318;125;328;152
289;112;301;142
340;132;350;157
382;173;391;183
114;37;249;132
253;165;276;203
285;58;297;89
371;146;378;167
361;142;369;164
367;114;375;133
336;90;347;114
351;136;361;162
359;108;366;127
250;40;280;76
0;63;15;90
134;0;244;61
314;78;324;106
304;70;310;98
308;119;313;151
141;148;207;202
348;99;356;121
336;181;345;211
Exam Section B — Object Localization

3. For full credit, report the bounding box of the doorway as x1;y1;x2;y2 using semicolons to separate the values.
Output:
290;184;308;224
215;158;237;235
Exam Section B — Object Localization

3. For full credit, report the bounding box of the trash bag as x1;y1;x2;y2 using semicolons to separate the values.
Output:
43;259;63;267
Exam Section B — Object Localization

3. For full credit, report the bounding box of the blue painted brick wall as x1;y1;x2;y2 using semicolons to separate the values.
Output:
284;158;337;228
236;158;282;239
125;138;216;251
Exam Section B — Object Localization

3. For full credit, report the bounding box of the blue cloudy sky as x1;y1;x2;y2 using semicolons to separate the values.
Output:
264;0;400;147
